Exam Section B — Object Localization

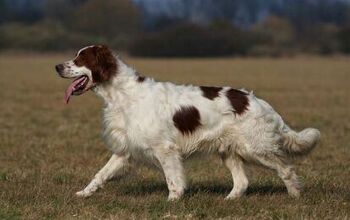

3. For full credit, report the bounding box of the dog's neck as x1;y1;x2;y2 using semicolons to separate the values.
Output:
93;57;144;106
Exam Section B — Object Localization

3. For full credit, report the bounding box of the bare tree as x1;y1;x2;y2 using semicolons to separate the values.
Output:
73;0;140;38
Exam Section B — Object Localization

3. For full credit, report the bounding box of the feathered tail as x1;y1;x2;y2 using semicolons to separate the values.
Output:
282;128;321;156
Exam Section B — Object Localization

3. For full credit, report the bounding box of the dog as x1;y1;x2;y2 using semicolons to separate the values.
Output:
55;45;320;200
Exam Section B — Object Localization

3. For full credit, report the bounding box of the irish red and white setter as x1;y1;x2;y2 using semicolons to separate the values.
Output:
55;45;320;200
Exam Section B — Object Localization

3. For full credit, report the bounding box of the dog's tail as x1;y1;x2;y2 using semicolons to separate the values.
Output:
282;128;321;156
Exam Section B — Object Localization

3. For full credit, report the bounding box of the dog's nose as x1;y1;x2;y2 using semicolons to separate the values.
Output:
55;64;64;73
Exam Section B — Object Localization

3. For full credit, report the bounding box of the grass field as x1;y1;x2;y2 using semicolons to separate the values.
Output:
0;54;349;219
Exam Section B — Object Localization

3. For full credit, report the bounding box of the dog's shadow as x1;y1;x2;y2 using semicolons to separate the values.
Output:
187;183;287;197
115;179;288;197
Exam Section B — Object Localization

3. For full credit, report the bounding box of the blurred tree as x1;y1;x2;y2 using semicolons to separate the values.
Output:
272;0;349;34
344;6;350;27
302;24;339;54
248;15;296;56
338;27;350;54
44;0;86;27
129;23;251;57
0;0;45;24
209;19;251;55
252;15;295;47
151;16;185;32
0;0;7;23
73;0;140;39
0;20;94;51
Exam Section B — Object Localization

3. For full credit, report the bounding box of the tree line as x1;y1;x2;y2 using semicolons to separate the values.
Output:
1;0;350;57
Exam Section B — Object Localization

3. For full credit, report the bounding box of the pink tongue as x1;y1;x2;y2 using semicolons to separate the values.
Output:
64;76;86;104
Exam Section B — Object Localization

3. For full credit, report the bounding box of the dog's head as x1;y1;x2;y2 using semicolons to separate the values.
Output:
55;45;117;104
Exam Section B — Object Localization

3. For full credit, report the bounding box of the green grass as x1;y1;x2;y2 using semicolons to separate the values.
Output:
0;54;349;219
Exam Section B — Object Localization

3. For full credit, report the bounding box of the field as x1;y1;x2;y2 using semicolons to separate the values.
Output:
0;54;349;219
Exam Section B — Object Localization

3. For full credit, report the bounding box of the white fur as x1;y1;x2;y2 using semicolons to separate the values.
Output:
72;56;320;200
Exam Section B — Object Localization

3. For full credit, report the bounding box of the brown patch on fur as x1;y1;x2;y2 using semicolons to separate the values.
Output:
135;72;146;83
200;86;222;100
226;89;249;115
74;45;117;83
173;106;201;135
137;76;145;82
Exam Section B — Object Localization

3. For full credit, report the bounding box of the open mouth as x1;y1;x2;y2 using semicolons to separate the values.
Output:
65;75;89;104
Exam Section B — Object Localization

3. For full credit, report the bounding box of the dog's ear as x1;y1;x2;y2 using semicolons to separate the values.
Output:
92;45;117;83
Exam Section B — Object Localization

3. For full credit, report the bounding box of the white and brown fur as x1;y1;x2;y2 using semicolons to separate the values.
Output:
55;45;321;200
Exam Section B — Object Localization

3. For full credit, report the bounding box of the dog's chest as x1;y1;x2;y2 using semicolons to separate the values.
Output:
102;105;156;155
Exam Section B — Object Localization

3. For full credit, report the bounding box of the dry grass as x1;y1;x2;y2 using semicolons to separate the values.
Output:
0;54;349;219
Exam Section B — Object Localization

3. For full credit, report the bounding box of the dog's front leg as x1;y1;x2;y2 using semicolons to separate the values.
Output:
76;153;130;198
155;148;186;201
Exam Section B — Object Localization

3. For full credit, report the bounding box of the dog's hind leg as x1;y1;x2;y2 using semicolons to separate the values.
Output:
154;147;186;201
254;154;301;198
76;153;130;198
222;153;249;200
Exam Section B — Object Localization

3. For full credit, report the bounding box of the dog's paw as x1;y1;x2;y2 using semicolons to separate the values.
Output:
75;190;93;198
288;188;301;198
225;193;243;200
167;195;181;201
167;192;182;201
